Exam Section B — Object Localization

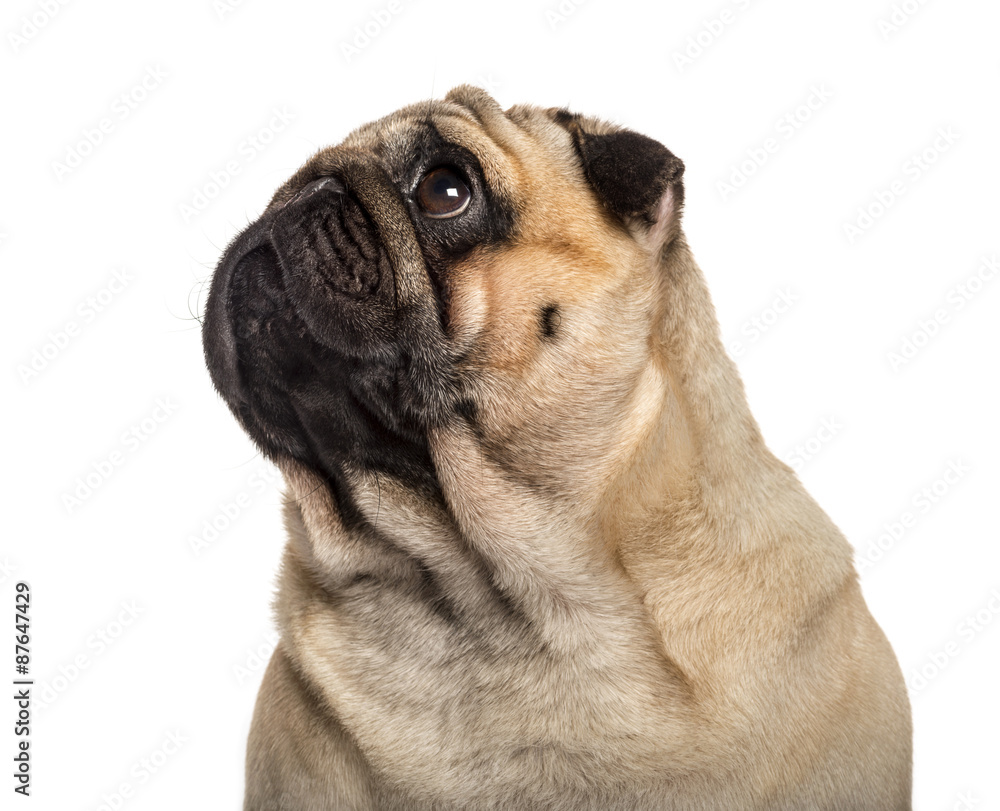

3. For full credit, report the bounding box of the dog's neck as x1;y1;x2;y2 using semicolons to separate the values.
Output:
616;237;793;537
597;238;857;682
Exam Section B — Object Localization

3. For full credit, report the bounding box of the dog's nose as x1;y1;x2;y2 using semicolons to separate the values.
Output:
284;176;346;208
270;173;386;303
266;170;396;353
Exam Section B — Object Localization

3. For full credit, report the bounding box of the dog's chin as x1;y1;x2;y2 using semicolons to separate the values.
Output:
202;179;451;491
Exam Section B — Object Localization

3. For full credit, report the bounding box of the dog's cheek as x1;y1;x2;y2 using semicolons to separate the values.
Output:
444;256;540;367
446;272;489;350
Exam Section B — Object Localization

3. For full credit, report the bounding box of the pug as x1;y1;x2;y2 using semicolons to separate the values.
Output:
202;86;912;810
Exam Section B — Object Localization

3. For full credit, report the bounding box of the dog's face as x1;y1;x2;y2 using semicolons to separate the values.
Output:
203;86;686;517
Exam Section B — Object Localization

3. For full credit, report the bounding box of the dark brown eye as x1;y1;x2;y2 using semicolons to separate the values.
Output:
416;167;471;219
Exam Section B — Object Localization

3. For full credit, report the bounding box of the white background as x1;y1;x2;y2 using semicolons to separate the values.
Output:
3;0;998;808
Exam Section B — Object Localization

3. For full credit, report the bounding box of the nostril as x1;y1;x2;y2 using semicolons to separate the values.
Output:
285;176;346;207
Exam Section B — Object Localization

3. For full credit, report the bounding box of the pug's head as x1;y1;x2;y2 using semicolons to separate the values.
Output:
202;86;689;524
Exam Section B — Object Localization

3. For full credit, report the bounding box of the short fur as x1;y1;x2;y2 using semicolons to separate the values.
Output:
203;86;912;810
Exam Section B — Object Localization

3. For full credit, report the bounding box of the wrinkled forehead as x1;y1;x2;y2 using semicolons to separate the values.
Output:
337;96;526;197
267;91;579;223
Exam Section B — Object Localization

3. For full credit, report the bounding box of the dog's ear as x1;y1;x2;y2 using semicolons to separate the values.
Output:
553;110;685;252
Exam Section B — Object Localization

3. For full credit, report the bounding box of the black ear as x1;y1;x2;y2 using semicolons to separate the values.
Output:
554;110;685;243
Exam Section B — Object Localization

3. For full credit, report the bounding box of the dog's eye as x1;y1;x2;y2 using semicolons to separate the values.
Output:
416;167;471;219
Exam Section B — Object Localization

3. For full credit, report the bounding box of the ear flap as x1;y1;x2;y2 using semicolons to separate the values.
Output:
554;110;685;250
